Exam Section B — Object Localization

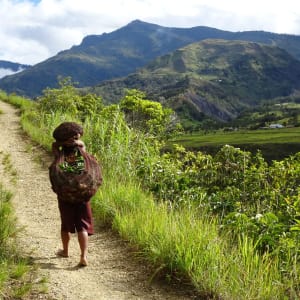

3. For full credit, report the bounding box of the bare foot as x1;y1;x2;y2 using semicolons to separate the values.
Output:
56;249;69;258
79;255;88;267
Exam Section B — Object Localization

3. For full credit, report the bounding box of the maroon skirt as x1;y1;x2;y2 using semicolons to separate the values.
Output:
58;199;94;235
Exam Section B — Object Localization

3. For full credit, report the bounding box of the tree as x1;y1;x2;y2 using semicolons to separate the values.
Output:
37;77;103;120
37;77;79;115
120;89;179;137
77;93;103;120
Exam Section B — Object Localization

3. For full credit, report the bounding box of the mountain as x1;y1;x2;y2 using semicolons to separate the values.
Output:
1;20;300;97
0;60;31;79
86;39;300;123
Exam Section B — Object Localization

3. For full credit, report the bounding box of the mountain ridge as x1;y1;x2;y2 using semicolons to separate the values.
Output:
1;20;300;98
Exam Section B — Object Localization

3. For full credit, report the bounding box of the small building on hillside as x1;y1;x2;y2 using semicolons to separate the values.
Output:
269;124;284;129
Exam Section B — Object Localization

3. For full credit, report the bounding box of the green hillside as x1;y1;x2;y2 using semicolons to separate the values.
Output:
87;39;300;126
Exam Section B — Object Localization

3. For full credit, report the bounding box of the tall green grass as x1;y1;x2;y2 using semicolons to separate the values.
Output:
2;93;299;299
0;184;14;257
0;184;35;299
94;180;288;299
83;113;159;180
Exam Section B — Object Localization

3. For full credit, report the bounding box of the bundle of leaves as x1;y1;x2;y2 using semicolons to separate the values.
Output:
59;152;85;174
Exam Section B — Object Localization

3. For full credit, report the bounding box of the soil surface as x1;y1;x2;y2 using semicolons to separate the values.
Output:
0;101;200;300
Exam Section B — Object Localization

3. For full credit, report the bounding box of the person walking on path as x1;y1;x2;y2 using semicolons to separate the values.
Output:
49;122;102;267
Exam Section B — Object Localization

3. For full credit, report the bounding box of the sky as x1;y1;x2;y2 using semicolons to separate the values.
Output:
1;0;300;68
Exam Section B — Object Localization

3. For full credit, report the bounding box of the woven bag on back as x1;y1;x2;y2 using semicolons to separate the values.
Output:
49;147;102;203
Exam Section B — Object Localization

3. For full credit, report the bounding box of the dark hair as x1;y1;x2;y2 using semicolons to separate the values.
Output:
53;122;83;142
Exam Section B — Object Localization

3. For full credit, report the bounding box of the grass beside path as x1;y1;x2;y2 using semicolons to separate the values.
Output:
92;180;287;299
0;182;45;299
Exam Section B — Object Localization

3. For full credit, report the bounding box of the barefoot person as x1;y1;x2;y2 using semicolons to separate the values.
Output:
49;122;102;266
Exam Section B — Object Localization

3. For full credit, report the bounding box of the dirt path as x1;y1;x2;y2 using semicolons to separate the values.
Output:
0;101;198;300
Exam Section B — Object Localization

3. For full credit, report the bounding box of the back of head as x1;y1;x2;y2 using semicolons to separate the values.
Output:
53;122;83;142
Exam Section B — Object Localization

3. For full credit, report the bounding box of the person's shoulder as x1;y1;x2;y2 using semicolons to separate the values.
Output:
52;141;61;151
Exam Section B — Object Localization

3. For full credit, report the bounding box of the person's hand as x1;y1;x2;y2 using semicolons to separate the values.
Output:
75;140;86;152
62;133;82;147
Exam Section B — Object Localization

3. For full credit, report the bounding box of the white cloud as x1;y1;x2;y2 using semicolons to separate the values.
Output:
0;0;300;65
0;67;26;79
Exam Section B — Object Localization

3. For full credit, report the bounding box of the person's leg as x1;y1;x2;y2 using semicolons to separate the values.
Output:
78;230;88;266
58;231;71;257
58;200;74;257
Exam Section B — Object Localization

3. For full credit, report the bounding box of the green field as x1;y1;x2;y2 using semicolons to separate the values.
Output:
171;127;300;161
173;127;300;146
